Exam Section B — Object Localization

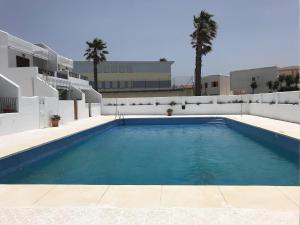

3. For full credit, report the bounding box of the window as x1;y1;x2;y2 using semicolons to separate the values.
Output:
16;56;30;67
252;77;256;81
205;82;208;88
211;81;218;87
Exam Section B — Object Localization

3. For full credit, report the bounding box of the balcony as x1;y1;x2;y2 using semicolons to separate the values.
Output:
69;72;79;79
38;68;55;77
56;71;68;79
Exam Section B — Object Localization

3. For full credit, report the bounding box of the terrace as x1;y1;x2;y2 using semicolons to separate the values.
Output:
0;115;299;224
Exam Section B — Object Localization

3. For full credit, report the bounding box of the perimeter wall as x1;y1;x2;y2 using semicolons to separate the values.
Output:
102;91;300;124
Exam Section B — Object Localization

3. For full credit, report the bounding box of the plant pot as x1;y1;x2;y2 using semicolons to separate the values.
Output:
51;119;60;127
167;112;173;116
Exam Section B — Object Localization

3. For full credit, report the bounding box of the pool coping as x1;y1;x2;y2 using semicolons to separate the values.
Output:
0;115;299;211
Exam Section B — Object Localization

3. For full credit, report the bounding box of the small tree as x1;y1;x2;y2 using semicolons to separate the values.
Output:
250;81;258;94
285;75;294;88
294;73;300;86
278;74;285;89
266;81;273;92
272;81;279;91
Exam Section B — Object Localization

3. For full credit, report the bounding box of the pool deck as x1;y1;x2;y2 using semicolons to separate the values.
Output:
0;115;299;224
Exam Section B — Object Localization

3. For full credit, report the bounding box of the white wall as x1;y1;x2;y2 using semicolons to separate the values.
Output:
90;103;101;117
34;77;58;98
58;100;75;124
102;91;300;124
102;95;248;115
0;97;39;135
230;66;279;94
0;73;20;101
0;67;36;96
0;67;58;97
78;101;89;119
0;96;102;136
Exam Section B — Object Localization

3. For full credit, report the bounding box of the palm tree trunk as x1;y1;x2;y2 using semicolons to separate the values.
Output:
194;50;202;96
93;60;98;91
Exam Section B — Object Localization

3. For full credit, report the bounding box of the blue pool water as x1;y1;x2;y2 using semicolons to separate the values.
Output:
0;118;299;185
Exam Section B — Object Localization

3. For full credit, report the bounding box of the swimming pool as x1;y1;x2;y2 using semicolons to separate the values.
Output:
0;117;299;185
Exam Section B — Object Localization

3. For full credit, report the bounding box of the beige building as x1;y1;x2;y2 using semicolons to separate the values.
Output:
201;75;231;95
278;66;300;76
230;66;279;94
73;61;173;92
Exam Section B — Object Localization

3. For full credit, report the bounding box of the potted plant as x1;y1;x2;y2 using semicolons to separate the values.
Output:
50;115;61;127
167;108;173;116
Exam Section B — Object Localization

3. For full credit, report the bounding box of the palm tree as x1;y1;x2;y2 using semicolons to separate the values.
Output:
191;11;217;96
84;38;109;91
266;81;273;92
250;81;258;94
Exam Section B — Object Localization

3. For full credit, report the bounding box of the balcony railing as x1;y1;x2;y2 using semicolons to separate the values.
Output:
81;75;89;81
56;71;68;79
0;97;17;113
38;68;55;77
69;72;80;79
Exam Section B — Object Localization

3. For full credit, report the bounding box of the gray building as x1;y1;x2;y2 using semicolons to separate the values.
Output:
230;66;279;94
201;75;231;95
73;61;173;91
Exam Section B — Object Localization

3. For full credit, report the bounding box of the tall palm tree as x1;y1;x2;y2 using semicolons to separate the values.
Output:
84;38;108;91
191;11;217;96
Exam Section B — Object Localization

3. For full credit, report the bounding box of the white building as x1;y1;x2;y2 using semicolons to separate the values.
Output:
0;30;102;135
0;30;100;101
201;75;231;95
230;66;279;94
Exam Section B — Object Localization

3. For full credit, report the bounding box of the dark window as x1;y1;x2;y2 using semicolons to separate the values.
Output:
132;81;145;88
252;77;256;81
16;56;30;67
205;82;208;88
159;80;171;88
211;81;218;87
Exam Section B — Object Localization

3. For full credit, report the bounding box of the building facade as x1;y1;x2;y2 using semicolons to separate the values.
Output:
278;66;300;76
0;30;100;102
73;61;173;92
201;75;231;95
230;66;279;94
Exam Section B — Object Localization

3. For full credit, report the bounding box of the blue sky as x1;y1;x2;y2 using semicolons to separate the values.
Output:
0;0;298;78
